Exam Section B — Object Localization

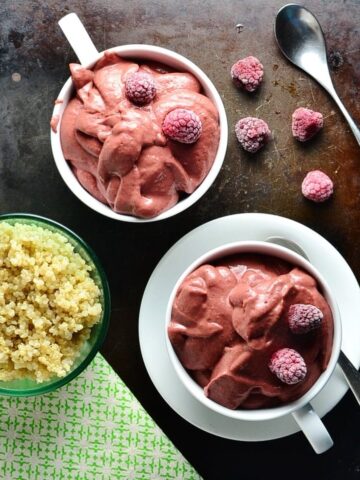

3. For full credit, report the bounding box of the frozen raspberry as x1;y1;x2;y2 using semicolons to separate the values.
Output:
269;348;307;385
162;109;202;144
292;107;323;141
302;170;333;202
125;72;156;105
235;117;271;153
231;56;264;92
288;304;323;334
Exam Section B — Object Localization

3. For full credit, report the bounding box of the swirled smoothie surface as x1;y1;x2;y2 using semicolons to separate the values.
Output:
168;254;333;409
59;52;220;218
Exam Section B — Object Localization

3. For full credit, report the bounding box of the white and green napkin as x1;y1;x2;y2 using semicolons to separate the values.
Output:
0;354;201;480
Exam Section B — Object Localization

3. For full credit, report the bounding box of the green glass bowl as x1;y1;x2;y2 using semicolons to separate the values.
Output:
0;213;111;396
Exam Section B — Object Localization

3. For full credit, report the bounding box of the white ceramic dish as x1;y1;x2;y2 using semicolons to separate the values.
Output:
51;14;228;223
139;213;360;441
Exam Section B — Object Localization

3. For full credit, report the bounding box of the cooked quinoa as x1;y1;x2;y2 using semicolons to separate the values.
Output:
0;222;102;382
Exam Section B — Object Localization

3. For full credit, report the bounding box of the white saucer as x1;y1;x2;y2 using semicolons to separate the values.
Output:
139;214;360;441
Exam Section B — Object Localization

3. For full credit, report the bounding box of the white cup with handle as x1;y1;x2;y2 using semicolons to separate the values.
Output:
50;13;228;223
165;241;342;454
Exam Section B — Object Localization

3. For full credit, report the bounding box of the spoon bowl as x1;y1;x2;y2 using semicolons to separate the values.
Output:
275;3;360;145
275;4;330;88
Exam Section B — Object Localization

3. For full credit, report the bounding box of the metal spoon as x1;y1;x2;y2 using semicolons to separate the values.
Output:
266;235;360;406
275;3;360;146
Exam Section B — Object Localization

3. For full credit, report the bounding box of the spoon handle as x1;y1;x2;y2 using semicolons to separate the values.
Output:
327;86;360;146
58;13;99;66
338;350;360;406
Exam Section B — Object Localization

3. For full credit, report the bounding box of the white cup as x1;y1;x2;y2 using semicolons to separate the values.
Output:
165;241;342;454
50;13;228;223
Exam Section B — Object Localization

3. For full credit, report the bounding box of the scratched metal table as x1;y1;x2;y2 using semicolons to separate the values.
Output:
1;1;360;478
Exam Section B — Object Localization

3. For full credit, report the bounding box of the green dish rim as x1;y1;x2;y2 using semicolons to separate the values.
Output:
0;213;111;396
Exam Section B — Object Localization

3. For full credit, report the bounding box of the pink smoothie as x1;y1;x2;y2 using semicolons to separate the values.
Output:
59;52;220;218
168;254;334;409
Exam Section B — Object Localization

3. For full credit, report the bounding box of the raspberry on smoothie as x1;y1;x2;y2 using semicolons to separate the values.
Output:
162;109;202;144
125;71;156;105
269;348;307;385
288;304;324;334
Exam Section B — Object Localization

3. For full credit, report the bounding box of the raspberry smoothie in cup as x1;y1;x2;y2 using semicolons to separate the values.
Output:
51;14;227;222
165;241;341;454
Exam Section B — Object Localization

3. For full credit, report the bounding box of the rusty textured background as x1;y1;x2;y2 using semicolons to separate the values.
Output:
1;1;360;478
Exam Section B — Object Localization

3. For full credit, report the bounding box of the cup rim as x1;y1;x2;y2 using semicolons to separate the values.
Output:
0;213;111;396
165;240;342;421
50;44;228;223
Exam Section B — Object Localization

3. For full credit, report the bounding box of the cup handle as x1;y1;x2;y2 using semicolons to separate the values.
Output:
292;403;333;454
58;13;99;66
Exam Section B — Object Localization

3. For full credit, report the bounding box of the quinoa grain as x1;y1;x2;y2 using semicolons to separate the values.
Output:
0;222;102;382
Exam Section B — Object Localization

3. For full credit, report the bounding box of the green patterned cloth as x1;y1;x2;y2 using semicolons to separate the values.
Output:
0;354;201;480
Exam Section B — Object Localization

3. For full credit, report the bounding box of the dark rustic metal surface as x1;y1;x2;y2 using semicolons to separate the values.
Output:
1;1;360;478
